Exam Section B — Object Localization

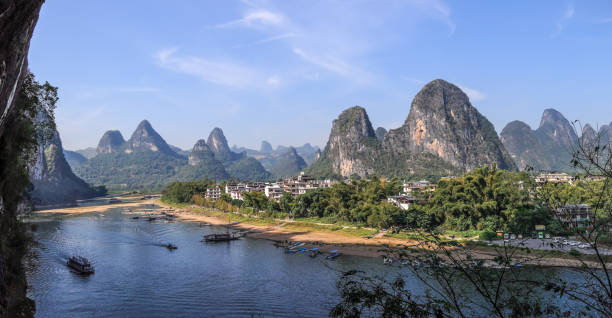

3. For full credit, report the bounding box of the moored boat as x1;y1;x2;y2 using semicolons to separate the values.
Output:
204;232;242;242
67;256;94;274
326;250;342;259
165;243;178;250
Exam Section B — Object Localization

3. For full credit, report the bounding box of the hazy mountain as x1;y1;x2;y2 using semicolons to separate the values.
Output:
501;109;580;171
260;140;273;153
375;127;387;142
307;79;515;178
75;147;97;159
96;130;125;154
269;147;308;179
63;150;87;169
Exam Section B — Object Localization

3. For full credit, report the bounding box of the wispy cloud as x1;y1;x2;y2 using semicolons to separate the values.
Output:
412;0;456;35
458;85;486;102
552;3;575;37
216;9;286;28
597;17;612;24
155;48;278;89
233;32;296;48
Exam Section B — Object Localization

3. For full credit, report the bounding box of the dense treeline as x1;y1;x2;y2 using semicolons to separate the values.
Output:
161;166;611;234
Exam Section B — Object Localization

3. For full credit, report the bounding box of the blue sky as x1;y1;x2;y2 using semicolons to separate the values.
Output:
29;0;612;150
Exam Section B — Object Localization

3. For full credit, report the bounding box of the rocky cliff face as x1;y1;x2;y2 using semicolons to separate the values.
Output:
307;80;515;178
96;130;125;154
306;106;381;178
501;109;580;171
124;120;177;156
384;79;516;171
207;127;244;162
269;147;307;179
188;139;214;166
28;130;101;206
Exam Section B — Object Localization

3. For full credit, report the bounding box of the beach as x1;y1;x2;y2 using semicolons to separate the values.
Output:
33;196;608;268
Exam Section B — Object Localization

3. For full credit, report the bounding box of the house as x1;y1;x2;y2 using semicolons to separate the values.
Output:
387;195;418;210
264;185;284;201
205;186;222;201
555;204;593;229
535;172;574;184
402;180;435;195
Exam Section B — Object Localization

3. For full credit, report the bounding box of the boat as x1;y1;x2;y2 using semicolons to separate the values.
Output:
131;216;139;220
67;256;94;274
165;243;177;250
383;257;393;265
309;248;321;258
204;233;242;242
326;250;342;259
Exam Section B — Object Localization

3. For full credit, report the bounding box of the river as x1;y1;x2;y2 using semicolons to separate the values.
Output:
24;204;588;317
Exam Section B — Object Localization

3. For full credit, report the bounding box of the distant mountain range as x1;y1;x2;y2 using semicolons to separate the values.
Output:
500;109;611;172
69;121;313;190
231;142;320;169
63;79;611;190
305;79;516;179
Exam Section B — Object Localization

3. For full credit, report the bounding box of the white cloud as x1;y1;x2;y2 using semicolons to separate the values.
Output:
458;85;486;102
233;32;296;48
292;48;370;83
216;9;285;28
155;48;260;88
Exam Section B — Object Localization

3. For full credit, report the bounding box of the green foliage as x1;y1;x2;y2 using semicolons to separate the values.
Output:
423;166;536;232
479;230;497;241
0;72;56;317
161;179;214;203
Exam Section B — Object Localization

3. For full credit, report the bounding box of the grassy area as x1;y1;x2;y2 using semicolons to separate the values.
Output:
282;221;378;238
385;231;428;241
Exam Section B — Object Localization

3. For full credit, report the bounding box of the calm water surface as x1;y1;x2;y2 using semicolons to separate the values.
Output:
25;205;418;317
25;204;584;317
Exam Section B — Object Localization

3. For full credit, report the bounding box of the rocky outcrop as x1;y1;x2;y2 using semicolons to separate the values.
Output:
0;0;44;138
207;127;244;162
307;106;380;178
269;147;307;179
188;139;214;166
501;109;581;171
28;130;102;206
96;130;125;154
375;127;387;142
124;120;178;156
384;79;516;171
307;80;515;178
0;2;45;316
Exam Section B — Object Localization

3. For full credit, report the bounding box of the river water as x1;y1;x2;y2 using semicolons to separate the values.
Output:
24;205;586;317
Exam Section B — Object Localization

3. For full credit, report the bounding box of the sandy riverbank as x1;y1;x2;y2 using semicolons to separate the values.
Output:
33;198;607;267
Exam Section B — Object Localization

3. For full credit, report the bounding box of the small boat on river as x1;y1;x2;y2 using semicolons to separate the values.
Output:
204;232;243;242
165;243;178;250
326;250;342;259
67;256;94;274
309;248;321;258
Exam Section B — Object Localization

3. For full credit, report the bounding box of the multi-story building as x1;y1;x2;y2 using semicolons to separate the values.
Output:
264;185;284;201
387;195;418;210
555;204;593;229
535;172;574;184
205;186;222;201
402;180;435;195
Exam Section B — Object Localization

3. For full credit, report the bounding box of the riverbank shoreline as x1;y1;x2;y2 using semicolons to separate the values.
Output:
33;197;609;268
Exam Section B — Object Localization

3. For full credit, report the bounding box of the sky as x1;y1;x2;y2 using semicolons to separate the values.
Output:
28;0;612;151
